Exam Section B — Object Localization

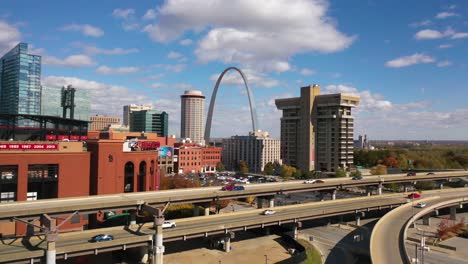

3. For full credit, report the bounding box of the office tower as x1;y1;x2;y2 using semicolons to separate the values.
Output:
42;86;91;121
222;130;281;173
130;110;168;137
90;115;121;131
123;104;153;126
180;90;205;144
0;43;41;124
275;85;360;172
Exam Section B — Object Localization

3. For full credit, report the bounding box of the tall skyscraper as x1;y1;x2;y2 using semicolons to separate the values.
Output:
123;104;153;126
180;90;205;144
275;85;360;173
0;43;41;123
42;86;91;121
130;110;168;137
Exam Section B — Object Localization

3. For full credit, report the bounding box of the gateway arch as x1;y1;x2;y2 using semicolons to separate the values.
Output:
204;67;258;143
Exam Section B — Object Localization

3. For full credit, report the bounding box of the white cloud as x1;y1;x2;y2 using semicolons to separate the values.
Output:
439;44;453;49
60;24;104;37
172;83;193;89
42;54;96;67
143;0;355;72
96;65;139;74
209;68;280;88
72;43;139;55
323;84;393;112
167;51;182;59
112;8;135;19
414;29;445;40
451;32;468;39
300;68;316;76
179;39;193;46
435;12;458;19
385;53;435;68
42;76;152;117
153;64;186;73
0;20;21;53
409;20;432;28
437;60;452;67
151;83;165;88
143;9;157;20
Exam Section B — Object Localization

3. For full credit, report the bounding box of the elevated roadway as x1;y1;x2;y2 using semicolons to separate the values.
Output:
1;188;467;263
0;171;466;221
370;189;468;264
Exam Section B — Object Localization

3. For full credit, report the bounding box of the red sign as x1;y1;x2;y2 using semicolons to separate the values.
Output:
69;135;80;141
58;135;69;140
46;135;57;141
0;143;59;151
80;136;88;141
132;141;160;151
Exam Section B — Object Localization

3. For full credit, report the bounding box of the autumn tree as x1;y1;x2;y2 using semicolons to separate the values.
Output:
160;174;200;190
370;164;388;175
383;156;398;168
280;164;295;178
211;199;231;214
238;160;249;174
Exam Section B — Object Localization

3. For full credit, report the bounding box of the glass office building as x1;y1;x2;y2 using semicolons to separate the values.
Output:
0;43;42;123
41;86;91;121
130;110;169;137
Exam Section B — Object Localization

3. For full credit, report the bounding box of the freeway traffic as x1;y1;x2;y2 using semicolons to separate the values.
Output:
0;171;466;220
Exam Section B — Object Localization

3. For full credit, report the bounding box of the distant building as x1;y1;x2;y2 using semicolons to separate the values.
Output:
130;110;168;137
123;104;152;126
41;86;91;121
275;85;360;172
173;143;221;174
221;130;281;173
89;115;121;131
354;135;372;150
0;43;41;126
180;90;205;144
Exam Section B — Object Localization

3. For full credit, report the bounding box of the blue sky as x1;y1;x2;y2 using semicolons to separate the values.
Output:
1;0;467;140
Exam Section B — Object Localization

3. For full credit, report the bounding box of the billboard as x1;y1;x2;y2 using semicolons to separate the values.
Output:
0;143;58;151
158;146;173;157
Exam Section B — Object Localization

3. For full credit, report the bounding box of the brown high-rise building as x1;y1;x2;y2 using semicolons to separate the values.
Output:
180;90;205;144
275;85;360;173
89;115;121;131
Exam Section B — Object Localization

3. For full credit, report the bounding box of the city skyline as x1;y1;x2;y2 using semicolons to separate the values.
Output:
1;1;467;139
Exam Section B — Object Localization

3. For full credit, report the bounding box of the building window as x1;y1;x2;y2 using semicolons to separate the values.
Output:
27;164;59;200
0;165;18;203
124;162;134;193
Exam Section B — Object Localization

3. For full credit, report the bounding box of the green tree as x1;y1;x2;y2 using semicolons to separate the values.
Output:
263;162;274;175
216;162;225;172
238;160;249;174
302;170;313;179
280;164;294;178
334;168;346;178
293;169;302;179
349;170;362;177
273;161;282;175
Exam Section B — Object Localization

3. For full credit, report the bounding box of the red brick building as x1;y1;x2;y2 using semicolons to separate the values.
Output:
174;143;222;174
0;141;90;236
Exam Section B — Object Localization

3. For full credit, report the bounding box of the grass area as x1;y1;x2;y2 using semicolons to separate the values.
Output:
297;239;322;264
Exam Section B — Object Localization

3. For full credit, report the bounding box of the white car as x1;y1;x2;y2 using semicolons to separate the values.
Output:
416;202;426;208
303;179;316;184
162;221;176;228
262;209;276;215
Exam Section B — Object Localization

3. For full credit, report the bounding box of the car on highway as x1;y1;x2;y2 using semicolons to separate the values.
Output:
415;202;426;208
352;176;363;180
303;179;316;184
221;184;235;191
426;172;435;175
408;193;421;199
262;209;276;215
162;221;176;228
314;180;325;184
407;172;416;176
90;234;114;242
232;185;245;191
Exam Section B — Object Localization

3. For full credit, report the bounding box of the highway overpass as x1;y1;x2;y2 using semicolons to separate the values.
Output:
370;190;468;264
0;171;466;221
1;188;467;263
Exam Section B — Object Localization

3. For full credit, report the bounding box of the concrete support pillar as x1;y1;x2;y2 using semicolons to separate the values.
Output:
404;186;409;193
450;206;457;221
355;214;361;226
293;225;298;240
331;190;337;200
422;215;431;226
257;197;264;209
377;183;383;195
204;206;210;216
151;219;164;264
193;204;200;217
365;186;371;196
439;183;444;189
434;209;439;216
264;227;271;235
269;198;275;208
46;241;56;264
224;236;231;252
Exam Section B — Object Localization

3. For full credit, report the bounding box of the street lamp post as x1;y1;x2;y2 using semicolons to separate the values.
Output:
264;254;268;264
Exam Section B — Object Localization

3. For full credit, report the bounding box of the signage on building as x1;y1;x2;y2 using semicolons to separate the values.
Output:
158;146;173;157
0;143;59;151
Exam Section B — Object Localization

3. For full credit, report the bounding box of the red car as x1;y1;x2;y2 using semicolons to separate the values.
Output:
408;193;421;199
221;184;235;191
